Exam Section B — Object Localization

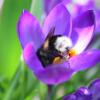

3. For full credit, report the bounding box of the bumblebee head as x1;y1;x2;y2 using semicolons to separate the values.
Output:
54;36;73;53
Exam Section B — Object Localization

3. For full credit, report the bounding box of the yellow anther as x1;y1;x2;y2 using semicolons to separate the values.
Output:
68;49;77;57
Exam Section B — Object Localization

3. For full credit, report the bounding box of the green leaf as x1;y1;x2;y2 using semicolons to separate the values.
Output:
3;63;22;100
30;0;43;21
0;0;31;79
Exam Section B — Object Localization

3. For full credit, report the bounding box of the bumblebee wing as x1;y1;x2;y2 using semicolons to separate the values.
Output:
43;27;55;50
45;27;55;40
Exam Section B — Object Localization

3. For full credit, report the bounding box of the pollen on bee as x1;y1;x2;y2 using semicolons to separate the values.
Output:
53;57;63;64
52;49;77;64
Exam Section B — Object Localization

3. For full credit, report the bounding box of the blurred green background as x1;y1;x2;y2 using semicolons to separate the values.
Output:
0;0;100;100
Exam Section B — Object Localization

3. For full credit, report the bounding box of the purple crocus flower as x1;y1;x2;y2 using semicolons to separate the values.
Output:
65;0;100;33
63;78;100;100
17;3;100;85
44;0;100;33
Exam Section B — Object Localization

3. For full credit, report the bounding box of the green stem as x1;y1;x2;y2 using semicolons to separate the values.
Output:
46;85;53;100
20;62;26;99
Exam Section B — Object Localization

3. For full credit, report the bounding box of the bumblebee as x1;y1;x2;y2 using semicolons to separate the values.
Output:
37;28;73;67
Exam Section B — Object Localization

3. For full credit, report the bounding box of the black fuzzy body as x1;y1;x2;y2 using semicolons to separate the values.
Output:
37;35;62;67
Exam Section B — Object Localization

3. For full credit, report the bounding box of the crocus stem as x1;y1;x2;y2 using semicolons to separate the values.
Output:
47;85;53;100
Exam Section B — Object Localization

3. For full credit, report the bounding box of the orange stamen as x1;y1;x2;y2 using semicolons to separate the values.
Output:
68;49;77;58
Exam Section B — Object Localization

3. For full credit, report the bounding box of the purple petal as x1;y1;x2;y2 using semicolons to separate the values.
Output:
17;10;45;51
69;50;100;72
89;79;100;100
43;3;72;38
66;0;94;18
71;10;95;54
74;87;92;100
23;42;44;72
63;87;92;100
35;62;73;84
44;0;62;14
75;87;90;95
63;94;77;100
62;79;100;100
95;10;100;33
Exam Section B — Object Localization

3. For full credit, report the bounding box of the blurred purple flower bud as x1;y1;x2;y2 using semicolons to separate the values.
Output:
63;78;100;100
